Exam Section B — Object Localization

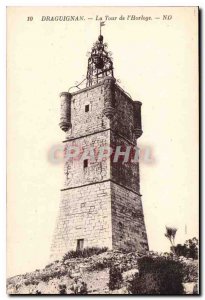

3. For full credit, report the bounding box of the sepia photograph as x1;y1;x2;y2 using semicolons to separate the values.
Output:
6;6;199;295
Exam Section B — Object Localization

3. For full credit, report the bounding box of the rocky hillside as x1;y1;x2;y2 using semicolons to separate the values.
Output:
7;250;198;295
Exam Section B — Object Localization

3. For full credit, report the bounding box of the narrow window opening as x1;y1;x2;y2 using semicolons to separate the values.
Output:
85;104;89;112
76;239;84;251
84;159;88;168
119;222;124;240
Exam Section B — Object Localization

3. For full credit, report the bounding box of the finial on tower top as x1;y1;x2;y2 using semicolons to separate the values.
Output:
86;22;114;87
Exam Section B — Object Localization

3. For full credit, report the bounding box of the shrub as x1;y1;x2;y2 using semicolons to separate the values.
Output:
182;260;198;283
128;256;184;295
70;279;88;294
109;265;123;290
24;281;31;286
45;263;53;269
80;282;88;294
40;275;50;282
63;247;108;262
59;284;67;294
35;290;41;294
128;272;160;294
173;237;198;260
87;260;110;272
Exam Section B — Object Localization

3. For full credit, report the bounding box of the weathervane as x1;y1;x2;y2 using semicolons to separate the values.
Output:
86;21;114;87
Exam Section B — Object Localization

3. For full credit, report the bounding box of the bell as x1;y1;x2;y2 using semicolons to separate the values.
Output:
93;55;104;69
98;35;103;42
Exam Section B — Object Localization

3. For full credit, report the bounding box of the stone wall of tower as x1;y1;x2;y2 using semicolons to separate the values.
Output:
108;85;148;251
110;132;140;193
51;81;113;259
51;76;148;260
63;130;110;188
111;182;148;252
50;181;112;260
65;82;111;140
112;85;136;143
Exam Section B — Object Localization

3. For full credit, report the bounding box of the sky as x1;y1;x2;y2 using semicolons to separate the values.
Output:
7;6;198;277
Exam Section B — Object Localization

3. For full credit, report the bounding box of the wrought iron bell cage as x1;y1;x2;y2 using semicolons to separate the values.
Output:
86;34;114;87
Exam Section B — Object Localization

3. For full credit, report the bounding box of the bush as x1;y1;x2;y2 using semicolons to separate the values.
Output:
173;237;198;260
45;263;53;269
59;284;67;294
70;278;88;294
182;260;198;283
128;256;184;295
35;290;41;294
87;260;110;272
109;265;123;290
63;247;108;262
128;272;160;294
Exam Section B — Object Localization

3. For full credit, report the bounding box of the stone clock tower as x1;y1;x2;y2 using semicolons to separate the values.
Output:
50;32;148;260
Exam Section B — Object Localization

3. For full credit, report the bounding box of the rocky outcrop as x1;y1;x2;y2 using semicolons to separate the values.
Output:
7;251;198;295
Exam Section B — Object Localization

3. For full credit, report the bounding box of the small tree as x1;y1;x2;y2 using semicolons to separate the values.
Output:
165;226;177;253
